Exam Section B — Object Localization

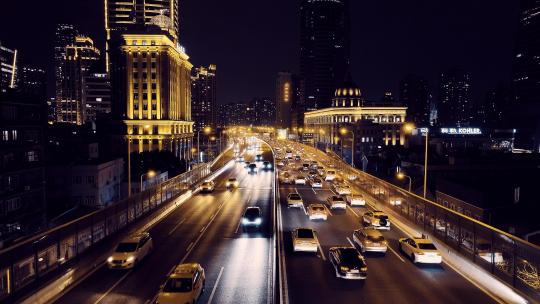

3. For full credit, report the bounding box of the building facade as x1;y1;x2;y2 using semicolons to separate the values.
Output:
0;91;46;247
109;24;194;159
251;97;275;126
275;72;293;128
305;78;407;150
300;0;350;110
54;24;78;107
191;64;217;131
0;42;17;93
56;36;101;124
83;73;112;122
399;74;431;126
437;68;472;126
105;0;180;71
17;66;46;99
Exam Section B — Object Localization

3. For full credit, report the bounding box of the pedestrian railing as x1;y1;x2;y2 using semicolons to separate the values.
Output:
0;163;213;302
322;146;540;302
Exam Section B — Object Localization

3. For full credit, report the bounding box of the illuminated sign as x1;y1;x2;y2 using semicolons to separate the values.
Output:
440;127;482;135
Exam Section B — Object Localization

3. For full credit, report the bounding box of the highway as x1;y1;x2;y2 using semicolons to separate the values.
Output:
272;140;499;304
54;142;274;304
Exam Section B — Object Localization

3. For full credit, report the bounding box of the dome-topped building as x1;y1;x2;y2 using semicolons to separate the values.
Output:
332;73;363;107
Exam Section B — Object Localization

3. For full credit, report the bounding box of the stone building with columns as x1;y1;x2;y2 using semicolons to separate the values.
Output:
304;75;407;155
109;16;194;161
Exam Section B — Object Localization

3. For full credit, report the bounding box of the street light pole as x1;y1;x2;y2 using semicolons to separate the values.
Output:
423;129;429;198
140;171;156;193
351;131;355;168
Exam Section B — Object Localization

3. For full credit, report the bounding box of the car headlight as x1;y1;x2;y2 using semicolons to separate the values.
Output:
360;267;368;272
226;182;231;186
242;218;249;225
340;266;349;272
126;256;135;262
255;218;262;225
107;256;113;263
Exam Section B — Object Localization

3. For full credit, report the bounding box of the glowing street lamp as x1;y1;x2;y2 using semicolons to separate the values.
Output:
140;170;156;192
397;171;412;192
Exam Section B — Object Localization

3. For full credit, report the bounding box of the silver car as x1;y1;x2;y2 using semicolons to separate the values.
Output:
353;228;388;253
307;204;328;221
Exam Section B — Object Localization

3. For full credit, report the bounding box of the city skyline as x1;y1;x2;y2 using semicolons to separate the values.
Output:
0;0;519;105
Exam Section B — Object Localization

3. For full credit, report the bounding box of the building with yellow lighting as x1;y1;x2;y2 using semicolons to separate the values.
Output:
304;75;407;150
109;16;193;159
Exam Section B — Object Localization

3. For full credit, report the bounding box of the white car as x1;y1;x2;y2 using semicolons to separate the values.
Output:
200;181;215;192
287;193;304;208
292;228;319;253
353;228;388;253
327;195;347;209
362;211;391;230
334;184;352;195
398;238;442;264
325;169;336;181
310;177;323;188
156;263;205;304
295;175;307;185
307;204;328;221
346;194;366;206
107;232;153;269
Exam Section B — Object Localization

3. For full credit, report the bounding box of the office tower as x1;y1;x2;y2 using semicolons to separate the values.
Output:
105;0;180;71
275;72;293;128
0;90;47;245
191;64;217;131
399;74;432;126
512;0;540;151
56;36;101;124
17;66;46;99
300;0;350;110
251;97;275;126
478;85;508;127
514;0;540;104
83;73;112;122
437;68;472;126
219;103;249;127
0;41;17;93
54;24;78;103
108;19;193;157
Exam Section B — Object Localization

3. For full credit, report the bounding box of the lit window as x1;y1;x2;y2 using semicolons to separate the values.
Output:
11;130;17;141
2;131;8;141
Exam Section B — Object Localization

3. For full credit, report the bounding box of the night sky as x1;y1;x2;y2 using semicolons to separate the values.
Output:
1;0;519;104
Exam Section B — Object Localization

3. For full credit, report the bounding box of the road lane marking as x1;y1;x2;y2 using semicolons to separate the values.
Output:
207;266;225;304
186;241;195;252
235;216;243;234
180;199;228;264
347;205;360;218
346;237;355;247
93;270;132;304
311;187;317;195
387;245;406;263
317;238;327;261
168;218;187;236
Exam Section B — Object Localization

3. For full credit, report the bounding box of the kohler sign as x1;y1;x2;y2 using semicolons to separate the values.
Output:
440;127;482;135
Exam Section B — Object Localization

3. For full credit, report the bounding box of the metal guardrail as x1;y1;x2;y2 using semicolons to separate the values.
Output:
0;163;213;303
316;145;540;302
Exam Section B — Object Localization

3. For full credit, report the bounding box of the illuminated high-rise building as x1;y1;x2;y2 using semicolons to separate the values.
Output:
17;66;46;99
437;68;472;126
109;18;193;158
0;41;18;93
54;24;78;103
276;72;293;129
191;64;216;131
105;0;180;71
56;36;101;124
300;0;350;110
83;73;112;122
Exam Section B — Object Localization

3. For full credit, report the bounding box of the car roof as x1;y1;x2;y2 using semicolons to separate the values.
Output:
122;232;149;243
228;177;237;180
361;228;383;237
246;206;261;211
170;263;200;279
310;203;325;208
412;238;434;244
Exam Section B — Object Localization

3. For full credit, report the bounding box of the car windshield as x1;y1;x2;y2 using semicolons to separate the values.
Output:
228;178;236;182
312;206;324;212
115;242;137;252
202;182;211;186
333;196;344;202
297;229;314;239
418;243;437;250
162;278;192;293
313;179;321;183
245;208;260;219
367;235;385;242
375;215;388;220
340;248;365;267
289;194;301;200
249;164;256;168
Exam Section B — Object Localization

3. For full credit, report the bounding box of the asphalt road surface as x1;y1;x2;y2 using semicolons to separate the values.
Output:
55;143;274;304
